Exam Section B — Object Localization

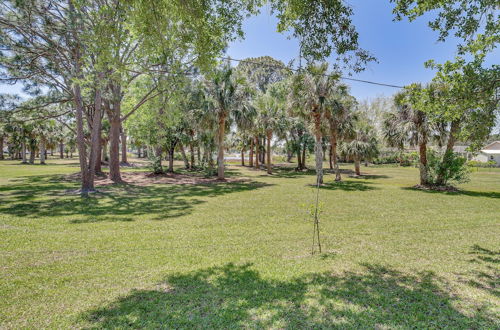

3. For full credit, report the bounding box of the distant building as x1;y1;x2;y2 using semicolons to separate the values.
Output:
472;141;500;166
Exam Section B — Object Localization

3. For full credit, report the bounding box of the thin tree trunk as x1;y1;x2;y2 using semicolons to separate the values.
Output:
354;156;361;176
217;113;226;179
0;135;4;160
120;128;127;164
59;141;64;159
179;142;189;169
21;142;27;163
266;130;272;174
313;113;323;184
329;145;333;169
301;143;306;169
189;142;195;169
50;149;53;156
102;140;108;163
40;137;46;164
108;116;122;182
29;143;35;164
261;136;266;165
241;147;245;166
197;146;201;164
249;138;254;167
436;120;459;186
95;136;102;174
168;147;175;173
254;136;259;169
331;134;341;181
418;136;428;186
154;146;163;174
297;144;302;170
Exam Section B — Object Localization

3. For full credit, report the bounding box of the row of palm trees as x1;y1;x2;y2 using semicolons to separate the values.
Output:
126;59;380;183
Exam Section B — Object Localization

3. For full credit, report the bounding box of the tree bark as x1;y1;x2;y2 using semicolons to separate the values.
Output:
249;138;254;167
189;142;195;169
120;127;127;164
418;134;428;186
301;142;306;170
436;120;459;186
297;144;302;170
40;137;46;164
354;156;361;176
313;112;323;184
261;136;266;165
254;136;259;169
59;141;64;159
241;147;245;166
266;130;272;174
0;135;4;160
21;142;27;163
168;147;175;173
29;143;35;164
217;112;226;179
179;142;189;169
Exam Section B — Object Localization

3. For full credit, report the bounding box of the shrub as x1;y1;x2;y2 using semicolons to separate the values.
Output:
427;151;470;186
466;160;497;168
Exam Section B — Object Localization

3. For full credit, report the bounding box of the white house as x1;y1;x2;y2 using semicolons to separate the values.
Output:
472;141;500;166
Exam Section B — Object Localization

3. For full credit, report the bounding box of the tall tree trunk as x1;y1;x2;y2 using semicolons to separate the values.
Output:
95;136;102;174
436;120;459;186
418;134;428;186
189;142;195;169
328;145;333;169
217;113;226;179
29;143;35;164
297;144;302;170
301;143;306;169
107;83;123;183
354;156;361;176
313;113;323;184
40;137;46;164
254;136;259;169
261;136;266;165
21;142;27;163
330;133;341;181
120;127;127;164
241;147;245;166
50;149;53;156
168;147;175;173
197;146;201;164
102;140;108;163
59;141;64;159
0;135;4;160
249;138;254;167
179;142;189;169
154;146;163;174
266;130;272;174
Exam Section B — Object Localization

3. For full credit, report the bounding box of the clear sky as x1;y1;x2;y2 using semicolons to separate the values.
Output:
1;0;497;102
227;0;499;101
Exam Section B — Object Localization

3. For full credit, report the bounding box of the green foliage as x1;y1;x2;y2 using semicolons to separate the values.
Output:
466;160;497;168
427;151;471;186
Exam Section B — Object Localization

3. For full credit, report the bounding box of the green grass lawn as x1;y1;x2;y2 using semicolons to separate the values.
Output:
0;157;499;328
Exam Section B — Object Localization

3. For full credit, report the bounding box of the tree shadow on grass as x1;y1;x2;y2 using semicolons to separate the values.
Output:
350;174;391;180
0;174;273;222
81;263;497;329
460;245;500;298
401;187;500;199
316;180;377;192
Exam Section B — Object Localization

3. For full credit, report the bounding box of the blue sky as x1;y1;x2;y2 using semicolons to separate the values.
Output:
227;0;498;101
1;0;497;102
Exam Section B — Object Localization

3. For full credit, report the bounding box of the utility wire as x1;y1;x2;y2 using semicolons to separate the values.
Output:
220;56;405;89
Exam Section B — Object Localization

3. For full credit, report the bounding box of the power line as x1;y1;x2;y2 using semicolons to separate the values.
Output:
220;56;405;89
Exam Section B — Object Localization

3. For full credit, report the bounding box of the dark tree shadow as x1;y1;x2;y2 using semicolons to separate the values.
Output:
81;263;497;329
0;174;273;222
350;174;391;180
316;180;377;191
460;245;500;298
401;187;500;199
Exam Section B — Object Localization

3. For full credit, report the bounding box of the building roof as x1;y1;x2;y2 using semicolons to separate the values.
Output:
481;141;500;153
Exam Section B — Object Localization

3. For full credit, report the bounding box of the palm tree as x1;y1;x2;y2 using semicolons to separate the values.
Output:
325;84;357;181
204;62;245;180
340;121;378;176
254;83;287;174
383;86;432;185
289;63;339;184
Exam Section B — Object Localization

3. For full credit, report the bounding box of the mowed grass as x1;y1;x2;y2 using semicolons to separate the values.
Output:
0;157;499;328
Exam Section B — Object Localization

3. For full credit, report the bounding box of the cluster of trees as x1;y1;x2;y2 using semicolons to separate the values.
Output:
0;0;374;194
0;0;497;193
125;58;379;184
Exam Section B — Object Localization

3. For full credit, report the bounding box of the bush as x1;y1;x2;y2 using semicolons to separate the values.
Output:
149;154;164;174
427;151;470;186
466;160;497;168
